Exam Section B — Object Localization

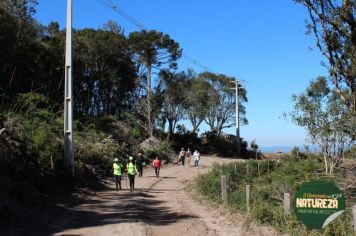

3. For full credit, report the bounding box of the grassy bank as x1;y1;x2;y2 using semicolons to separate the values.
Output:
194;158;355;235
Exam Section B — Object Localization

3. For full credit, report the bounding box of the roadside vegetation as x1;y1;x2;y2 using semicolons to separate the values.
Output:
194;154;356;235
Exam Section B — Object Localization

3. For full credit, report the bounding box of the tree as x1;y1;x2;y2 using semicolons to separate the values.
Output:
290;77;353;174
184;76;215;134
294;0;356;134
1;2;66;109
128;30;182;137
250;139;259;160
199;72;248;137
0;0;38;18
0;0;43;106
73;26;137;117
158;70;188;140
39;22;65;105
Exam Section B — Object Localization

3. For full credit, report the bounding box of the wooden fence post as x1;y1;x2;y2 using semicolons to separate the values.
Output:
255;150;258;160
246;164;250;176
246;185;250;213
352;204;356;234
284;193;290;215
221;175;227;202
50;155;54;170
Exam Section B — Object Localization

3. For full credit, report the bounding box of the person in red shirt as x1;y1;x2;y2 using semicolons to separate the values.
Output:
152;156;162;178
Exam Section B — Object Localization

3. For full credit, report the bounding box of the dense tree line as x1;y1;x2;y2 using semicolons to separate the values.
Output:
0;1;248;140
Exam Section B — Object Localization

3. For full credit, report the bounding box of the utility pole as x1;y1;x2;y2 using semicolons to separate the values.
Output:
64;0;74;175
230;79;240;154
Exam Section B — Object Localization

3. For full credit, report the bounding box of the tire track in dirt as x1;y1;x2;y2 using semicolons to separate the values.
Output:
142;161;243;236
50;156;246;236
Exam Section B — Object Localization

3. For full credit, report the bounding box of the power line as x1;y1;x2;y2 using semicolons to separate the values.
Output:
242;79;295;95
95;0;213;72
95;1;293;96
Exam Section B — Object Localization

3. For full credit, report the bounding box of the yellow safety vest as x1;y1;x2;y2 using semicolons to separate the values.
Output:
127;162;136;175
113;163;122;176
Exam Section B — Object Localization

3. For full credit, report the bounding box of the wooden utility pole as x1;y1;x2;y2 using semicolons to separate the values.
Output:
246;185;250;212
221;175;227;202
284;193;290;215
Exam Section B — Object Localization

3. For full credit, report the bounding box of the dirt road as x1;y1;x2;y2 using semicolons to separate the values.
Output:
49;156;247;236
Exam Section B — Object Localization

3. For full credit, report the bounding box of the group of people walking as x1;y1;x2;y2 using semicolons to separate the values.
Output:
179;148;200;168
113;148;200;192
112;153;162;192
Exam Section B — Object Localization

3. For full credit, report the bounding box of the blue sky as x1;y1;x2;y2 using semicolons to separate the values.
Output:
35;0;328;150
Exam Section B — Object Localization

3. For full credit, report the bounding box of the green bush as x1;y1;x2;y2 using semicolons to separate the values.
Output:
143;140;175;162
345;145;356;159
131;125;141;139
2;93;130;180
196;171;221;202
251;202;284;226
4;93;63;172
227;187;245;211
323;209;355;236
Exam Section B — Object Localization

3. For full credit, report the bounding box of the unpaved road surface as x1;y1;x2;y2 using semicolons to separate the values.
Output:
48;156;252;236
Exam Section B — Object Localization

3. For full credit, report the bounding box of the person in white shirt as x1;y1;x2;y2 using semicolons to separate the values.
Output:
193;149;200;168
179;148;186;167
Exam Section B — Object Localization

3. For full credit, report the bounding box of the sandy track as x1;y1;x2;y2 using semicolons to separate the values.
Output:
49;156;245;236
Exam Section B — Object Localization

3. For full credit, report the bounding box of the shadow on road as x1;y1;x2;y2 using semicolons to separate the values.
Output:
145;175;177;179
138;188;184;193
46;190;198;235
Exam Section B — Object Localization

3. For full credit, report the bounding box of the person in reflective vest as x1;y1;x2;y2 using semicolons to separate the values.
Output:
113;158;123;191
152;156;162;178
127;156;138;192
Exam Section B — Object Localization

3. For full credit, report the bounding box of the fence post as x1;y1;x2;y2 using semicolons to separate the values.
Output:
284;193;290;215
221;175;227;202
234;163;237;174
246;185;250;213
246;164;250;176
352;204;356;234
50;155;54;170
